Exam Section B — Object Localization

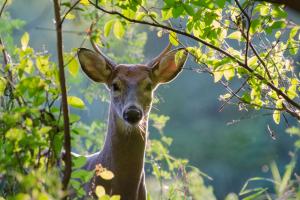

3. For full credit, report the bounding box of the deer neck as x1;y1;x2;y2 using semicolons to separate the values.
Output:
102;104;148;178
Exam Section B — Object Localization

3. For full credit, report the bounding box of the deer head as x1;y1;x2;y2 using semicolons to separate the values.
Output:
77;44;187;127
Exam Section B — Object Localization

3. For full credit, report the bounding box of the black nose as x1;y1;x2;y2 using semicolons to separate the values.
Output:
123;106;142;124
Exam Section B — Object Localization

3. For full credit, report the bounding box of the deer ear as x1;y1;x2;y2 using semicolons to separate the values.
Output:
77;48;113;83
151;49;188;83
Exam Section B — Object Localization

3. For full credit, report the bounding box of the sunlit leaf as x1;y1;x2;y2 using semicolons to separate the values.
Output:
104;20;114;37
6;128;25;141
161;8;173;20
99;195;110;200
110;195;121;200
169;31;179;46
227;31;241;40
273;110;280;124
287;85;298;99
21;32;29;50
67;96;85;109
223;67;235;81
113;20;125;40
80;0;90;6
95;186;105;198
39;126;52;134
136;12;146;20
65;54;79;77
289;26;300;39
213;70;223;83
275;31;281;39
65;13;76;20
99;170;114;180
248;56;258;67
0;77;7;96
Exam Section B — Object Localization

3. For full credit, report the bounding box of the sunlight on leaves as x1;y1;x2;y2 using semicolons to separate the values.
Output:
21;32;29;50
67;96;85;109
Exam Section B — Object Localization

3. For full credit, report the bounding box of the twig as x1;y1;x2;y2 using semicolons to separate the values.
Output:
234;0;251;65
218;78;249;112
53;0;72;197
60;0;81;25
0;0;8;17
89;1;300;112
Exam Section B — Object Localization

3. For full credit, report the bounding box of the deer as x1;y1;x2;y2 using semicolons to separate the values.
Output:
76;43;188;200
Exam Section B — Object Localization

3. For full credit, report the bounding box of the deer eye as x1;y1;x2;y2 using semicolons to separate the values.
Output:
145;83;152;91
112;83;120;92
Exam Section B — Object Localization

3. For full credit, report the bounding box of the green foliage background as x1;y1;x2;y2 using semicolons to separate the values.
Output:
1;0;300;199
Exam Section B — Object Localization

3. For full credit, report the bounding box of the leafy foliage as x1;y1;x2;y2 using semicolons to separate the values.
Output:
1;0;300;199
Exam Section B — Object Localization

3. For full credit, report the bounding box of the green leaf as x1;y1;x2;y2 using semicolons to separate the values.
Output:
80;0;90;6
0;77;7;96
113;20;125;40
223;67;235;81
275;31;281;39
66;54;79;77
164;0;175;6
36;55;50;75
227;31;241;40
216;0;226;8
257;4;269;16
95;186;105;198
104;20;114;37
39;126;52;134
169;31;179;46
287;85;298;99
99;170;114;180
273;110;280;124
172;6;184;18
99;195;110;200
271;6;287;18
136;12;146;20
248;56;258;67
73;156;87;169
21;32;29;50
290;26;300;39
72;169;94;182
65;13;76;20
250;19;261;35
161;8;173;20
110;195;121;200
67;96;85;109
183;4;194;16
213;70;223;83
6;128;25;141
266;21;286;34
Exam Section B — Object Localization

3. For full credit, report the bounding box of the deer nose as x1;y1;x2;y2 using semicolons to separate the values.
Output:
123;106;142;124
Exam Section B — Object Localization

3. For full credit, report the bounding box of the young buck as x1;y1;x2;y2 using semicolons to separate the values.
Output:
77;43;188;200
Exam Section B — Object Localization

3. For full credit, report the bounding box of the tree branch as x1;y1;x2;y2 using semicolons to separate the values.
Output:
60;0;80;25
89;1;300;113
53;0;72;197
0;0;8;17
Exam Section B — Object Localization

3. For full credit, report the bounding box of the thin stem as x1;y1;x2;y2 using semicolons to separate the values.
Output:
89;1;300;112
53;0;72;197
60;0;80;25
0;0;8;17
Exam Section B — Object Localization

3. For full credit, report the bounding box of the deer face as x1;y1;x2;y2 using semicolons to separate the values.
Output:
78;44;187;126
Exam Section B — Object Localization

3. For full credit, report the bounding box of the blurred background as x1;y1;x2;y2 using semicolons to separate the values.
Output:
7;1;300;198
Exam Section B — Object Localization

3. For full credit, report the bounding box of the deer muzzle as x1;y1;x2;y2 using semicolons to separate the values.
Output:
123;105;143;125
